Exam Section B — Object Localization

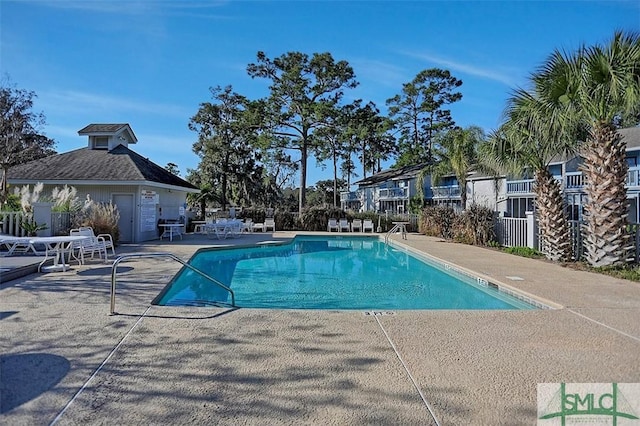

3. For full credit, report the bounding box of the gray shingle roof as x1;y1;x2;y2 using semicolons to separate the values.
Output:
7;144;198;190
620;126;640;150
354;163;426;186
78;123;130;134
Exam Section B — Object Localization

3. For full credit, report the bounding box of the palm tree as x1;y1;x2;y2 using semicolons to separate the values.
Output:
431;126;484;209
564;31;640;267
482;54;583;262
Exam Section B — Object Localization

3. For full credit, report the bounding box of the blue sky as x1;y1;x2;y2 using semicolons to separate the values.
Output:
2;0;639;187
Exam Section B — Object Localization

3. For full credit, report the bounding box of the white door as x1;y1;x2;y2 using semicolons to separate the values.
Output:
113;194;134;242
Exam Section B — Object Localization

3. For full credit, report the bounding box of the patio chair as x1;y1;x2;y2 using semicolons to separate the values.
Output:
242;219;253;233
351;219;362;232
264;218;276;232
362;219;374;233
70;228;108;263
327;218;339;232
79;226;115;256
338;218;350;232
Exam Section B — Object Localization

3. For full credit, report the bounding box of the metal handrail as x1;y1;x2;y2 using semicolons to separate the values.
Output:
385;222;408;243
110;252;235;315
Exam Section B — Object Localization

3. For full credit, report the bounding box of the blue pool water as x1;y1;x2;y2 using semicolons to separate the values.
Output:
155;236;536;310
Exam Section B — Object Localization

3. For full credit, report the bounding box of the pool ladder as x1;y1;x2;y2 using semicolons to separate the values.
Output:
384;223;408;244
109;252;235;315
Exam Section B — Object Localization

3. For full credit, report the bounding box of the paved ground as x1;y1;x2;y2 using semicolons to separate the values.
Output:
1;231;639;425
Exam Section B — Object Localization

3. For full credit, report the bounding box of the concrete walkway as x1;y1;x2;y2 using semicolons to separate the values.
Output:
1;232;639;425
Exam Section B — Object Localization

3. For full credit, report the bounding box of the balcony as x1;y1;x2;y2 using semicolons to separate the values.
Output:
378;187;408;200
340;191;359;202
506;179;534;195
564;172;584;190
431;185;461;199
628;167;640;187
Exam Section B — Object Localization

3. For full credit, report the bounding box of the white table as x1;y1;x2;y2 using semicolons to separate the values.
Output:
159;223;184;241
29;236;89;272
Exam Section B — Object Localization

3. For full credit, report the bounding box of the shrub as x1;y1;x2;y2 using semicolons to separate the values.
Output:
73;201;121;244
1;193;21;211
299;206;346;231
419;205;455;239
454;204;496;246
51;185;82;213
503;246;542;258
239;208;265;224
275;210;296;231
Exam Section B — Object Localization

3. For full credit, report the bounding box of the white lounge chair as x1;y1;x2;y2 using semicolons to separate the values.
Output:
264;218;276;232
327;218;339;232
0;235;38;255
362;219;374;233
338;218;350;232
351;219;362;232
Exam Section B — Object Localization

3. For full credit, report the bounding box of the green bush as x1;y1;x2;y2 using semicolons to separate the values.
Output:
299;206;346;231
1;193;21;211
503;246;542;258
275;210;296;231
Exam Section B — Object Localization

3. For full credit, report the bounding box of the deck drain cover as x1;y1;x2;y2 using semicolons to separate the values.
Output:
506;276;524;281
364;311;396;316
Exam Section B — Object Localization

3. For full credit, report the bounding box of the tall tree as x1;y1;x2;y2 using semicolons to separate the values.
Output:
0;82;56;200
314;104;351;207
165;162;180;176
247;51;358;211
481;47;584;263
431;126;485;209
553;31;640;267
189;85;257;211
386;68;462;167
344;101;395;179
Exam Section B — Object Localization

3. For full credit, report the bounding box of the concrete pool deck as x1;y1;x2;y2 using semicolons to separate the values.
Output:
1;231;639;425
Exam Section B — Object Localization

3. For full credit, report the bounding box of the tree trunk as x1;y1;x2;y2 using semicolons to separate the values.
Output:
534;168;572;262
333;150;338;208
299;143;307;212
581;124;631;267
221;173;227;211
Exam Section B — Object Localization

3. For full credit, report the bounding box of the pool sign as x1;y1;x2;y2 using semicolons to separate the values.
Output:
538;383;640;425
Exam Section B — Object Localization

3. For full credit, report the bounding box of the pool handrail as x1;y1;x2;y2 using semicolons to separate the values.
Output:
110;252;235;315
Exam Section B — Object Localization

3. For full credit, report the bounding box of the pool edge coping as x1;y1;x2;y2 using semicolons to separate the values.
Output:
385;236;564;310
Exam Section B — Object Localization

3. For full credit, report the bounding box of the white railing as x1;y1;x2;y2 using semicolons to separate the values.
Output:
495;217;528;247
0;211;29;237
627;167;640;187
431;185;460;198
564;172;584;189
340;191;359;202
378;187;408;199
506;179;534;194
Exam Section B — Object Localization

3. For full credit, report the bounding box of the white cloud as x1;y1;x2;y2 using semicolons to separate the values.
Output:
39;90;191;118
400;50;519;87
350;58;408;88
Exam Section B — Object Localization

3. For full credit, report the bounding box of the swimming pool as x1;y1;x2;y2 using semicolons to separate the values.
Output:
154;235;538;310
